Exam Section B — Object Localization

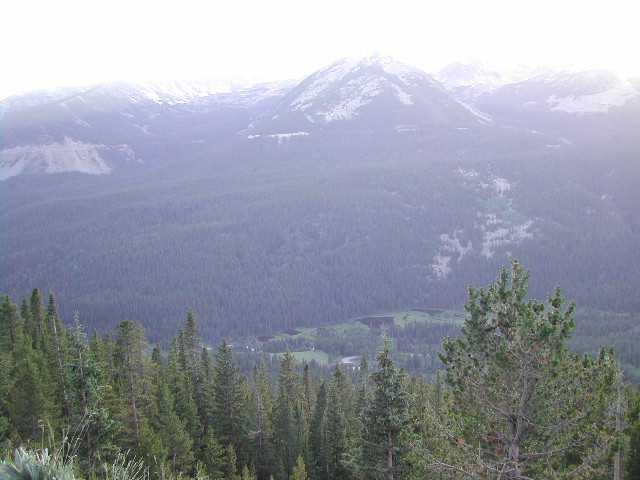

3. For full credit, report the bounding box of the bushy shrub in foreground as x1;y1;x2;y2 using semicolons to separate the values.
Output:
0;448;75;480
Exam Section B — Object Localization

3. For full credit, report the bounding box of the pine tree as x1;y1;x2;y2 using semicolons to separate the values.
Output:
166;338;202;445
1;295;60;443
46;292;70;418
196;348;216;434
241;464;258;480
291;456;309;480
323;365;356;480
202;431;228;480
225;444;240;480
429;260;618;479
302;364;315;419
148;371;195;474
28;288;47;349
625;384;640;479
275;350;305;480
309;380;328;480
150;344;163;367
182;309;201;381
349;332;409;480
113;320;151;448
138;421;169;480
6;338;59;442
212;340;248;464
357;353;371;411
0;296;24;357
251;362;277;480
66;314;120;472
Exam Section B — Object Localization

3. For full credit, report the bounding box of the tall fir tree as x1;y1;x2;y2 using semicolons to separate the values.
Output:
195;347;216;435
166;338;202;446
148;370;195;475
323;365;356;480
1;295;60;443
202;431;228;480
28;288;47;349
251;361;277;480
212;340;249;464
46;292;70;418
113;320;151;448
66;314;121;472
182;309;201;381
309;379;327;480
349;332;409;480
275;350;305;480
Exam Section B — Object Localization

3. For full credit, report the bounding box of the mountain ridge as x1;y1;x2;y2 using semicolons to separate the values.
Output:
3;55;638;179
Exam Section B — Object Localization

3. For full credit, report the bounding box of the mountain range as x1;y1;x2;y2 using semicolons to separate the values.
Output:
1;54;639;347
3;54;639;179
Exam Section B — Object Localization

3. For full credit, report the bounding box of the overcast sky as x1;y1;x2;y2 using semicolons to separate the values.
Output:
2;0;639;100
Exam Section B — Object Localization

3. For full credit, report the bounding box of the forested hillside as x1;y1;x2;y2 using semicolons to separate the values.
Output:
3;141;640;345
2;56;640;351
1;263;639;480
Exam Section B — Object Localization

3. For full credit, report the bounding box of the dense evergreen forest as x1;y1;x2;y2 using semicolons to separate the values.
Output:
1;262;639;480
3;141;640;347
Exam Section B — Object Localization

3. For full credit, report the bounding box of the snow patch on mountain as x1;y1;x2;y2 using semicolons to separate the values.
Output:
435;61;550;100
435;62;504;93
431;169;535;276
320;77;389;122
431;230;474;277
547;80;638;113
135;79;233;104
287;55;422;124
456;101;493;124
247;132;310;144
290;60;356;111
393;84;413;105
480;219;534;258
432;255;451;278
457;168;510;194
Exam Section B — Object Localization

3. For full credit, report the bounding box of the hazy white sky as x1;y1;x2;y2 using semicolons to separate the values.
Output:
2;0;639;99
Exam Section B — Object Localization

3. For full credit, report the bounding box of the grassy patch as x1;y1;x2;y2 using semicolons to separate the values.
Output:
291;349;330;364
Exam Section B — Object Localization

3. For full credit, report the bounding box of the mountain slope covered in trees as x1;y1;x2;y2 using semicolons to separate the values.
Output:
1;55;639;352
1;263;638;479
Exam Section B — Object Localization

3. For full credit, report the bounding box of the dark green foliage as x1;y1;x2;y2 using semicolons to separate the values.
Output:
195;347;216;435
322;366;357;480
349;333;409;480
165;338;202;446
201;432;227;479
0;282;632;480
113;320;151;448
309;380;328;480
66;315;121;472
211;340;249;462
625;385;640;479
4;141;640;353
433;260;618;479
275;350;305;480
251;362;277;480
148;373;195;474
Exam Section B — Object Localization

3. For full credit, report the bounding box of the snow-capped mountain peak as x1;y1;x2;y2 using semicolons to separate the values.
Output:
133;79;234;104
286;54;430;119
435;61;553;101
481;69;640;115
435;61;504;91
533;70;638;114
257;54;483;130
